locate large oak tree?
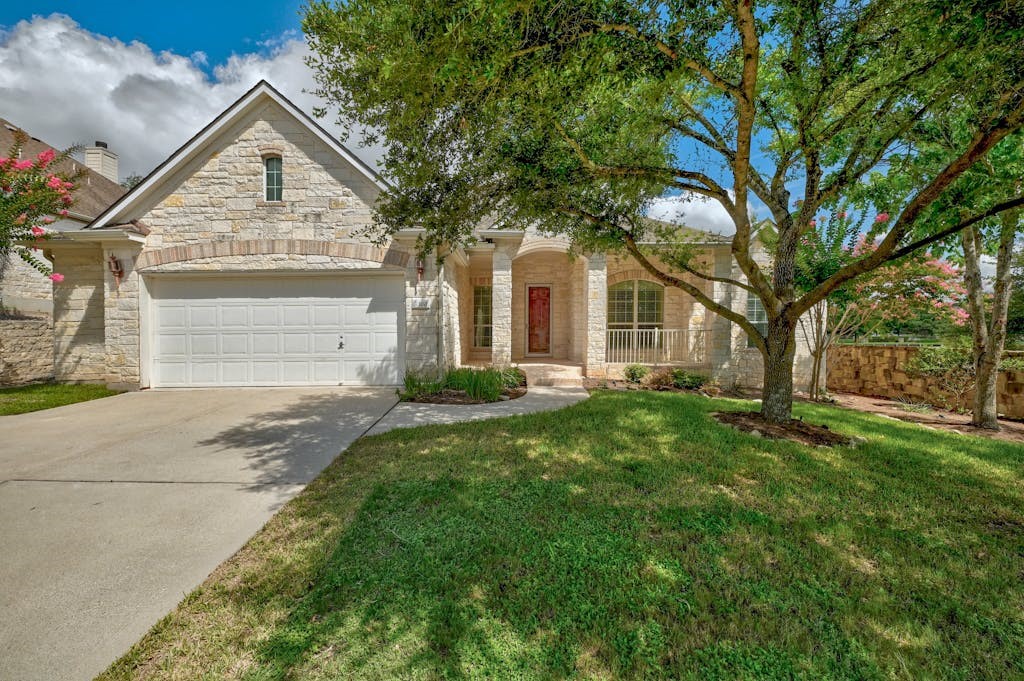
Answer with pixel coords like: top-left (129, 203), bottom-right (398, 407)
top-left (304, 0), bottom-right (1024, 423)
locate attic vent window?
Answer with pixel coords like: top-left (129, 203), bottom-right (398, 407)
top-left (264, 156), bottom-right (283, 202)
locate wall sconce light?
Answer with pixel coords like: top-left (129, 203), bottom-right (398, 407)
top-left (107, 254), bottom-right (124, 286)
top-left (415, 258), bottom-right (425, 282)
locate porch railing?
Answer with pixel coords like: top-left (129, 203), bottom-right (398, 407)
top-left (605, 328), bottom-right (708, 366)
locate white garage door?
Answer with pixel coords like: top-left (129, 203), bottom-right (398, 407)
top-left (148, 276), bottom-right (404, 387)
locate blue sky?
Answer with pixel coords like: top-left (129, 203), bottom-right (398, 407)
top-left (2, 1), bottom-right (306, 73)
top-left (0, 4), bottom-right (742, 234)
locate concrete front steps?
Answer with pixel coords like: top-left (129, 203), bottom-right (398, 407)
top-left (518, 362), bottom-right (584, 388)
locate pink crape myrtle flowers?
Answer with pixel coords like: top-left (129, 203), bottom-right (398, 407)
top-left (1, 140), bottom-right (75, 281)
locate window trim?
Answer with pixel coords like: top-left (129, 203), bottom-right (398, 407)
top-left (607, 279), bottom-right (664, 331)
top-left (263, 155), bottom-right (283, 202)
top-left (472, 284), bottom-right (493, 349)
top-left (746, 295), bottom-right (769, 348)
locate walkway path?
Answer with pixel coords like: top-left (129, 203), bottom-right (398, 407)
top-left (367, 385), bottom-right (589, 435)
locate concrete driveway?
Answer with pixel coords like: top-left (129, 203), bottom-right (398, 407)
top-left (0, 387), bottom-right (397, 681)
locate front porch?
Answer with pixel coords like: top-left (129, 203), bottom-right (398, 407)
top-left (447, 232), bottom-right (713, 377)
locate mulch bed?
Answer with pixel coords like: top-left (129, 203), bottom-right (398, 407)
top-left (582, 378), bottom-right (721, 397)
top-left (714, 411), bottom-right (857, 448)
top-left (404, 386), bottom-right (527, 405)
top-left (829, 391), bottom-right (1024, 444)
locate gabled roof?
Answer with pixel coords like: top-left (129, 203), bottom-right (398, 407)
top-left (0, 118), bottom-right (127, 220)
top-left (87, 80), bottom-right (387, 230)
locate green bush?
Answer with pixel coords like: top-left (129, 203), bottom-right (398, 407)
top-left (624, 364), bottom-right (650, 383)
top-left (998, 355), bottom-right (1024, 372)
top-left (444, 367), bottom-right (505, 402)
top-left (671, 369), bottom-right (707, 390)
top-left (905, 345), bottom-right (975, 413)
top-left (400, 371), bottom-right (444, 400)
top-left (499, 366), bottom-right (527, 390)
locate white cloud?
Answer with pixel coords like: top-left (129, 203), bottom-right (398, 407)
top-left (646, 193), bottom-right (744, 236)
top-left (0, 14), bottom-right (383, 181)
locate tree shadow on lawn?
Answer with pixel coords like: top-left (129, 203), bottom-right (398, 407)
top-left (110, 391), bottom-right (1024, 680)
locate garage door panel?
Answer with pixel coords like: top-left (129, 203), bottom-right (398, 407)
top-left (374, 332), bottom-right (400, 354)
top-left (312, 333), bottom-right (338, 354)
top-left (189, 361), bottom-right (219, 384)
top-left (281, 333), bottom-right (308, 354)
top-left (283, 305), bottom-right (309, 327)
top-left (150, 276), bottom-right (404, 387)
top-left (221, 361), bottom-right (249, 383)
top-left (190, 334), bottom-right (218, 355)
top-left (158, 306), bottom-right (186, 329)
top-left (313, 361), bottom-right (341, 382)
top-left (282, 362), bottom-right (310, 383)
top-left (220, 334), bottom-right (249, 355)
top-left (189, 306), bottom-right (218, 328)
top-left (158, 334), bottom-right (187, 356)
top-left (344, 331), bottom-right (372, 354)
top-left (157, 362), bottom-right (187, 385)
top-left (251, 306), bottom-right (280, 327)
top-left (221, 306), bottom-right (248, 327)
top-left (313, 305), bottom-right (341, 327)
top-left (252, 361), bottom-right (279, 383)
top-left (250, 333), bottom-right (278, 354)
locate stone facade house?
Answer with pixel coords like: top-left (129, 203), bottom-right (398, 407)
top-left (46, 81), bottom-right (816, 390)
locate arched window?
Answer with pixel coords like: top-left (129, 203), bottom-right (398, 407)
top-left (607, 280), bottom-right (664, 330)
top-left (264, 156), bottom-right (283, 201)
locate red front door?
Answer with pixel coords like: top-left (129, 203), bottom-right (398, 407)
top-left (527, 286), bottom-right (551, 354)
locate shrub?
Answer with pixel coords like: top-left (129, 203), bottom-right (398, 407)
top-left (499, 366), bottom-right (527, 390)
top-left (671, 369), bottom-right (707, 390)
top-left (904, 345), bottom-right (975, 413)
top-left (999, 355), bottom-right (1024, 372)
top-left (444, 367), bottom-right (504, 402)
top-left (400, 371), bottom-right (444, 400)
top-left (624, 364), bottom-right (649, 383)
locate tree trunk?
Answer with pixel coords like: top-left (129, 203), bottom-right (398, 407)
top-left (760, 316), bottom-right (797, 423)
top-left (974, 352), bottom-right (1000, 428)
top-left (963, 211), bottom-right (1019, 429)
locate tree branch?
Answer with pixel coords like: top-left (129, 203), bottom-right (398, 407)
top-left (794, 95), bottom-right (1024, 315)
top-left (623, 234), bottom-right (766, 351)
top-left (882, 194), bottom-right (1024, 263)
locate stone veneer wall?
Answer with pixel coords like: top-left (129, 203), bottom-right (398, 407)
top-left (1, 255), bottom-right (52, 316)
top-left (404, 255), bottom-right (441, 373)
top-left (491, 242), bottom-right (515, 365)
top-left (104, 246), bottom-right (143, 388)
top-left (827, 344), bottom-right (1024, 418)
top-left (439, 256), bottom-right (468, 370)
top-left (0, 317), bottom-right (54, 385)
top-left (51, 244), bottom-right (107, 382)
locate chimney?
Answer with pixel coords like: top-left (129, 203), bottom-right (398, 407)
top-left (84, 141), bottom-right (119, 183)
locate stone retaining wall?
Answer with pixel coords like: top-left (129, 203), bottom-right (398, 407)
top-left (0, 317), bottom-right (54, 385)
top-left (827, 344), bottom-right (1024, 418)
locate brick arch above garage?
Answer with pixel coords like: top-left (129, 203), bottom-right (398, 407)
top-left (135, 239), bottom-right (410, 271)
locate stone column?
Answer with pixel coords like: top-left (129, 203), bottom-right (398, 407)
top-left (103, 245), bottom-right (143, 389)
top-left (583, 253), bottom-right (607, 375)
top-left (491, 242), bottom-right (514, 366)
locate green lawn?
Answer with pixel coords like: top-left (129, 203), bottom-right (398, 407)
top-left (101, 391), bottom-right (1023, 680)
top-left (0, 382), bottom-right (119, 415)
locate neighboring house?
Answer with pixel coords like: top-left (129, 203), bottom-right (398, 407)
top-left (46, 81), bottom-right (816, 390)
top-left (0, 118), bottom-right (126, 316)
